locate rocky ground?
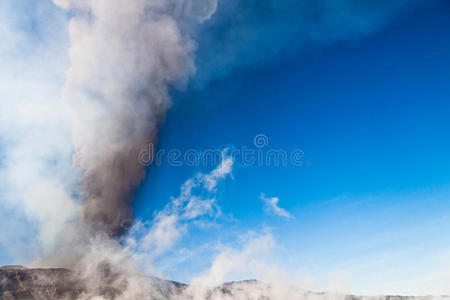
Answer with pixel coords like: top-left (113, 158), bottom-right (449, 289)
top-left (0, 265), bottom-right (187, 300)
top-left (0, 266), bottom-right (82, 299)
top-left (0, 266), bottom-right (446, 300)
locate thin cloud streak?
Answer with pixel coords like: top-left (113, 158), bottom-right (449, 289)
top-left (261, 194), bottom-right (294, 219)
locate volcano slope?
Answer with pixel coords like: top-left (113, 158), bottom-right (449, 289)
top-left (0, 266), bottom-right (446, 300)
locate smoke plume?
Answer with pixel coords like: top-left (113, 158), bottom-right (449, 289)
top-left (54, 0), bottom-right (216, 236)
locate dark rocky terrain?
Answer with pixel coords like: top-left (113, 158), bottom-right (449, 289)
top-left (0, 266), bottom-right (82, 299)
top-left (0, 265), bottom-right (184, 299)
top-left (0, 266), bottom-right (446, 300)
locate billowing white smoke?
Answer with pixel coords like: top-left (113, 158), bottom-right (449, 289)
top-left (53, 0), bottom-right (216, 237)
top-left (0, 0), bottom-right (79, 261)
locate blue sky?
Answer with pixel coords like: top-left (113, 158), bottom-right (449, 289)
top-left (1, 0), bottom-right (450, 296)
top-left (133, 1), bottom-right (450, 293)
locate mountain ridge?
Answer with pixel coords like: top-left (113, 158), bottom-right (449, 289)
top-left (0, 266), bottom-right (446, 300)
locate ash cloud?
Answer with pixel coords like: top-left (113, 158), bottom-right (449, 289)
top-left (54, 0), bottom-right (216, 237)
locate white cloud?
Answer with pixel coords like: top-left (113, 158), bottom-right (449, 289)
top-left (180, 232), bottom-right (320, 300)
top-left (138, 214), bottom-right (183, 257)
top-left (189, 232), bottom-right (276, 287)
top-left (127, 152), bottom-right (233, 261)
top-left (202, 153), bottom-right (234, 192)
top-left (260, 193), bottom-right (293, 219)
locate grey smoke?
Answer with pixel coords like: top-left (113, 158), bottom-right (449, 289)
top-left (54, 0), bottom-right (216, 236)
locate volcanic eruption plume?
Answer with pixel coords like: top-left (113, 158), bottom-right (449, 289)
top-left (55, 0), bottom-right (217, 237)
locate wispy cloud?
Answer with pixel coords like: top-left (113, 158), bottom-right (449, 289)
top-left (194, 0), bottom-right (426, 84)
top-left (261, 193), bottom-right (293, 219)
top-left (127, 151), bottom-right (234, 262)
